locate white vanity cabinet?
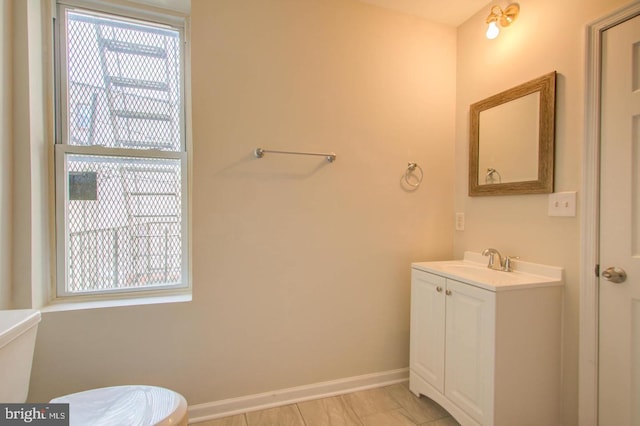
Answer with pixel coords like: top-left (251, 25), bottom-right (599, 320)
top-left (409, 254), bottom-right (563, 426)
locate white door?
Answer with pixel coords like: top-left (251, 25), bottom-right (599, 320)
top-left (410, 270), bottom-right (446, 391)
top-left (599, 13), bottom-right (640, 425)
top-left (444, 279), bottom-right (494, 426)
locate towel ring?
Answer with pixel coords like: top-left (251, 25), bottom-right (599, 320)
top-left (405, 162), bottom-right (423, 188)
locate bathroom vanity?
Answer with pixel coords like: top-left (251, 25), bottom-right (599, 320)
top-left (409, 252), bottom-right (563, 426)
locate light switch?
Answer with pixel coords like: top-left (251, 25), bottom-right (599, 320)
top-left (548, 191), bottom-right (577, 217)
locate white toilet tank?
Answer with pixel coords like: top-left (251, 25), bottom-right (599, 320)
top-left (0, 309), bottom-right (41, 403)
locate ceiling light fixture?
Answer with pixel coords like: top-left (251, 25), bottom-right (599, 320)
top-left (485, 3), bottom-right (519, 39)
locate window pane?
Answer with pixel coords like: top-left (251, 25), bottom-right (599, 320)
top-left (66, 11), bottom-right (182, 151)
top-left (65, 154), bottom-right (183, 293)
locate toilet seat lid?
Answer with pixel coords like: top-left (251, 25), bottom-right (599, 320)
top-left (50, 385), bottom-right (187, 426)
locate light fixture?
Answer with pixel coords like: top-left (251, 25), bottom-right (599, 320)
top-left (485, 3), bottom-right (519, 39)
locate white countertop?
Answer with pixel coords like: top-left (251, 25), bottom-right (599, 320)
top-left (412, 252), bottom-right (564, 292)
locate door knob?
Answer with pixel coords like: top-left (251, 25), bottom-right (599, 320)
top-left (601, 266), bottom-right (627, 283)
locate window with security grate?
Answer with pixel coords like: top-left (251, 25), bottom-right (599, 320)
top-left (55, 4), bottom-right (188, 297)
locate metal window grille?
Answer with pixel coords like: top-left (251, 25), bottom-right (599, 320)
top-left (57, 6), bottom-right (187, 296)
top-left (65, 11), bottom-right (182, 151)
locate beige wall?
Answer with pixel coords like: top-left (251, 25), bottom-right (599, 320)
top-left (454, 0), bottom-right (631, 425)
top-left (29, 0), bottom-right (456, 405)
top-left (0, 0), bottom-right (12, 309)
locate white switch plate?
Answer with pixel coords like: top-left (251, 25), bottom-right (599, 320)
top-left (455, 212), bottom-right (465, 231)
top-left (548, 191), bottom-right (577, 217)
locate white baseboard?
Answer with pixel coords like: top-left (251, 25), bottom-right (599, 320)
top-left (188, 367), bottom-right (409, 423)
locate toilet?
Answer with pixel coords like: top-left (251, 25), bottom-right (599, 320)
top-left (0, 309), bottom-right (187, 426)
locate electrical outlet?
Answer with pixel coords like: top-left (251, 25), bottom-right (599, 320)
top-left (455, 212), bottom-right (465, 231)
top-left (548, 191), bottom-right (577, 217)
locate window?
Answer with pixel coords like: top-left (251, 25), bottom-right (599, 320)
top-left (55, 3), bottom-right (188, 298)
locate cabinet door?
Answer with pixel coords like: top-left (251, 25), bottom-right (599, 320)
top-left (410, 269), bottom-right (446, 392)
top-left (444, 279), bottom-right (495, 425)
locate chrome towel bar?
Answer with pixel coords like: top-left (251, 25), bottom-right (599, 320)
top-left (254, 148), bottom-right (336, 163)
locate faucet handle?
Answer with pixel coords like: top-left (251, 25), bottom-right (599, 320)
top-left (503, 256), bottom-right (520, 272)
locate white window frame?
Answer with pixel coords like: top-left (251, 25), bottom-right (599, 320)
top-left (53, 0), bottom-right (190, 300)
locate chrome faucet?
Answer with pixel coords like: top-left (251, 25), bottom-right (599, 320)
top-left (481, 248), bottom-right (518, 272)
top-left (482, 248), bottom-right (503, 270)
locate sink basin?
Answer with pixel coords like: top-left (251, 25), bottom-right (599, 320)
top-left (438, 263), bottom-right (527, 285)
top-left (412, 252), bottom-right (563, 291)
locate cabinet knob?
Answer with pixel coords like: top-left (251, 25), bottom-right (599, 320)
top-left (445, 289), bottom-right (452, 296)
top-left (436, 286), bottom-right (443, 292)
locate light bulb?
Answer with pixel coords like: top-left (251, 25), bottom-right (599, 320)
top-left (486, 21), bottom-right (499, 39)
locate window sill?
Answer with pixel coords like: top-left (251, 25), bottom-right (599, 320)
top-left (41, 292), bottom-right (191, 313)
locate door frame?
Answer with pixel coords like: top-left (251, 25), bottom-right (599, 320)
top-left (581, 2), bottom-right (640, 425)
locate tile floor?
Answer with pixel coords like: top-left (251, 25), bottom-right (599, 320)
top-left (193, 382), bottom-right (460, 426)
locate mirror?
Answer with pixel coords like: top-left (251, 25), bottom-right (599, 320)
top-left (469, 71), bottom-right (556, 196)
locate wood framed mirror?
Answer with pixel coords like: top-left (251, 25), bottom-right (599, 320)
top-left (469, 71), bottom-right (556, 196)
